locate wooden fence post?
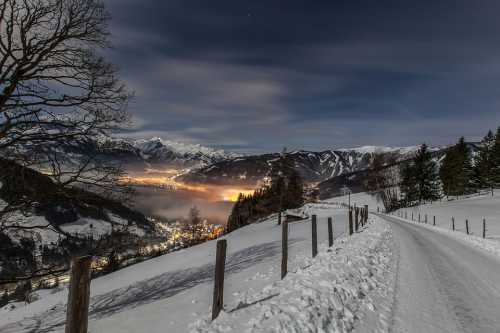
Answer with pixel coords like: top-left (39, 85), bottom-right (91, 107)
top-left (281, 218), bottom-right (288, 279)
top-left (465, 219), bottom-right (469, 235)
top-left (483, 219), bottom-right (486, 238)
top-left (418, 213), bottom-right (421, 223)
top-left (452, 217), bottom-right (455, 231)
top-left (425, 214), bottom-right (427, 224)
top-left (412, 212), bottom-right (414, 221)
top-left (364, 205), bottom-right (369, 224)
top-left (355, 207), bottom-right (359, 232)
top-left (348, 209), bottom-right (353, 236)
top-left (433, 216), bottom-right (436, 226)
top-left (312, 215), bottom-right (318, 257)
top-left (212, 239), bottom-right (227, 320)
top-left (65, 256), bottom-right (92, 333)
top-left (327, 217), bottom-right (333, 247)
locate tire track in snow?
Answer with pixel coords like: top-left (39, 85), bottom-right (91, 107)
top-left (381, 214), bottom-right (500, 333)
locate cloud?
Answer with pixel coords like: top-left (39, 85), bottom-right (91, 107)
top-left (105, 0), bottom-right (500, 152)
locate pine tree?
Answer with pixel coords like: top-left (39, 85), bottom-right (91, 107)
top-left (413, 143), bottom-right (441, 202)
top-left (0, 290), bottom-right (8, 308)
top-left (400, 144), bottom-right (440, 205)
top-left (285, 168), bottom-right (304, 209)
top-left (227, 194), bottom-right (243, 232)
top-left (491, 127), bottom-right (500, 188)
top-left (267, 149), bottom-right (303, 210)
top-left (364, 154), bottom-right (387, 192)
top-left (440, 137), bottom-right (473, 196)
top-left (473, 130), bottom-right (495, 193)
top-left (226, 150), bottom-right (304, 232)
top-left (439, 148), bottom-right (455, 197)
top-left (400, 162), bottom-right (417, 204)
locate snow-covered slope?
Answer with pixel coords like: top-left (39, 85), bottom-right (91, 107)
top-left (3, 193), bottom-right (500, 332)
top-left (132, 137), bottom-right (239, 166)
top-left (0, 202), bottom-right (395, 333)
top-left (0, 158), bottom-right (153, 284)
top-left (325, 192), bottom-right (385, 210)
top-left (393, 190), bottom-right (500, 242)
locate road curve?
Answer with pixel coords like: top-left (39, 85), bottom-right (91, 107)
top-left (378, 214), bottom-right (500, 333)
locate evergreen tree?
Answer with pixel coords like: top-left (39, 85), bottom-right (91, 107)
top-left (364, 154), bottom-right (387, 192)
top-left (0, 290), bottom-right (8, 308)
top-left (267, 149), bottom-right (304, 210)
top-left (440, 137), bottom-right (473, 196)
top-left (285, 168), bottom-right (304, 208)
top-left (473, 130), bottom-right (495, 193)
top-left (400, 162), bottom-right (417, 204)
top-left (227, 194), bottom-right (244, 232)
top-left (413, 143), bottom-right (441, 202)
top-left (226, 150), bottom-right (304, 232)
top-left (491, 127), bottom-right (500, 188)
top-left (400, 144), bottom-right (440, 205)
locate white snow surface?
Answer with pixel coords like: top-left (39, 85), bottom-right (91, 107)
top-left (378, 213), bottom-right (500, 332)
top-left (325, 192), bottom-right (384, 210)
top-left (192, 217), bottom-right (394, 333)
top-left (337, 145), bottom-right (419, 155)
top-left (3, 191), bottom-right (500, 332)
top-left (0, 203), bottom-right (396, 333)
top-left (394, 190), bottom-right (500, 243)
top-left (336, 145), bottom-right (447, 155)
top-left (133, 137), bottom-right (239, 160)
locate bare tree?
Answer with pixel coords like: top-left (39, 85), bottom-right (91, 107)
top-left (188, 206), bottom-right (201, 243)
top-left (0, 0), bottom-right (134, 293)
top-left (0, 0), bottom-right (132, 215)
top-left (0, 0), bottom-right (130, 147)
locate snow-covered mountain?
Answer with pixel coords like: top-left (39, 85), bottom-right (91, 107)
top-left (133, 137), bottom-right (238, 166)
top-left (180, 146), bottom-right (430, 186)
top-left (88, 137), bottom-right (240, 169)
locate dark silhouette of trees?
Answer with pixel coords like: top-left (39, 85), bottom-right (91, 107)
top-left (400, 144), bottom-right (440, 205)
top-left (440, 137), bottom-right (473, 197)
top-left (473, 130), bottom-right (496, 194)
top-left (188, 206), bottom-right (201, 243)
top-left (227, 151), bottom-right (304, 232)
top-left (491, 127), bottom-right (500, 189)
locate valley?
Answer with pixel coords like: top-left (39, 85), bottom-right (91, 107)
top-left (97, 138), bottom-right (439, 223)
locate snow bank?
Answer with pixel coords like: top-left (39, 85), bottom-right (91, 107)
top-left (191, 217), bottom-right (395, 333)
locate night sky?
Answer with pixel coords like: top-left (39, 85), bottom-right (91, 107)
top-left (106, 0), bottom-right (500, 153)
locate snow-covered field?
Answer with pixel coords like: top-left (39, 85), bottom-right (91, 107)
top-left (394, 190), bottom-right (500, 241)
top-left (0, 202), bottom-right (395, 333)
top-left (324, 192), bottom-right (385, 212)
top-left (329, 189), bottom-right (500, 242)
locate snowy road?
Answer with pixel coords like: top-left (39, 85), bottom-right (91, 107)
top-left (380, 214), bottom-right (500, 333)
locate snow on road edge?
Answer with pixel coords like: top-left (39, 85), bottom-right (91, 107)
top-left (383, 214), bottom-right (500, 258)
top-left (191, 217), bottom-right (396, 333)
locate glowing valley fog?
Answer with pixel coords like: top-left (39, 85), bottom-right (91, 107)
top-left (122, 167), bottom-right (257, 224)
